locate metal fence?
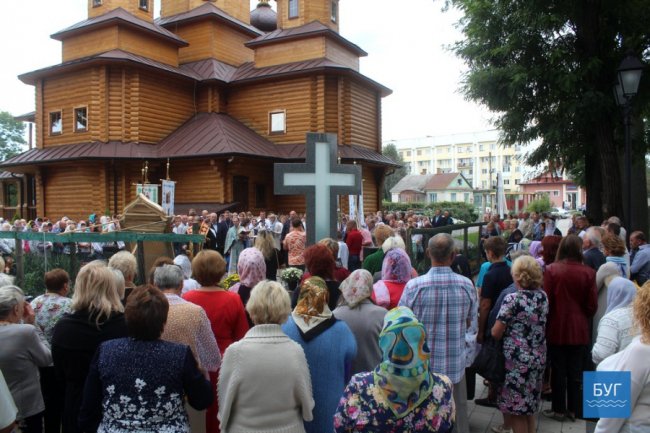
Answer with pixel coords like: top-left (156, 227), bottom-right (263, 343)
top-left (405, 222), bottom-right (487, 276)
top-left (0, 231), bottom-right (205, 295)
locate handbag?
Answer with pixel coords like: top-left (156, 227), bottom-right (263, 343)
top-left (470, 337), bottom-right (505, 384)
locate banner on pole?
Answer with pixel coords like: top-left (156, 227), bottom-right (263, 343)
top-left (136, 184), bottom-right (159, 204)
top-left (161, 180), bottom-right (175, 216)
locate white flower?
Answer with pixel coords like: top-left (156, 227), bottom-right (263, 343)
top-left (119, 395), bottom-right (131, 404)
top-left (154, 386), bottom-right (166, 397)
top-left (134, 378), bottom-right (146, 391)
top-left (106, 385), bottom-right (115, 395)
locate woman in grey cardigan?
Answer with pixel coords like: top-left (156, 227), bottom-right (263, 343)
top-left (0, 285), bottom-right (52, 433)
top-left (333, 269), bottom-right (387, 374)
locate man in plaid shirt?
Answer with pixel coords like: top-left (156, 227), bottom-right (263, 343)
top-left (399, 233), bottom-right (477, 433)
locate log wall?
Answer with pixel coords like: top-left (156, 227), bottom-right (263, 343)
top-left (42, 163), bottom-right (106, 220)
top-left (276, 0), bottom-right (338, 32)
top-left (325, 40), bottom-right (359, 71)
top-left (88, 0), bottom-right (154, 21)
top-left (196, 84), bottom-right (225, 113)
top-left (254, 37), bottom-right (325, 68)
top-left (347, 80), bottom-right (379, 150)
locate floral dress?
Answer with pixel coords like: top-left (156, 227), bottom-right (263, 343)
top-left (496, 289), bottom-right (549, 415)
top-left (31, 293), bottom-right (73, 344)
top-left (333, 372), bottom-right (455, 432)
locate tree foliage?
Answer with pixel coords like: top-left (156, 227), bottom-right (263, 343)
top-left (0, 111), bottom-right (26, 161)
top-left (449, 0), bottom-right (650, 229)
top-left (381, 143), bottom-right (408, 200)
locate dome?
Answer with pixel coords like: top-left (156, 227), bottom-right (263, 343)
top-left (250, 1), bottom-right (277, 32)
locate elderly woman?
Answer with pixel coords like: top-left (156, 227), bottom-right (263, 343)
top-left (293, 244), bottom-right (341, 310)
top-left (594, 281), bottom-right (650, 433)
top-left (156, 265), bottom-right (221, 375)
top-left (174, 254), bottom-right (200, 294)
top-left (492, 256), bottom-right (549, 433)
top-left (108, 250), bottom-right (138, 300)
top-left (372, 248), bottom-right (413, 309)
top-left (219, 281), bottom-right (314, 432)
top-left (543, 235), bottom-right (597, 422)
top-left (0, 285), bottom-right (52, 433)
top-left (540, 235), bottom-right (561, 270)
top-left (79, 286), bottom-right (213, 432)
top-left (282, 277), bottom-right (357, 433)
top-left (591, 277), bottom-right (639, 365)
top-left (183, 249), bottom-right (248, 433)
top-left (528, 241), bottom-right (544, 269)
top-left (51, 262), bottom-right (127, 433)
top-left (333, 270), bottom-right (387, 374)
top-left (594, 233), bottom-right (630, 334)
top-left (334, 307), bottom-right (455, 432)
top-left (319, 237), bottom-right (350, 282)
top-left (230, 248), bottom-right (267, 327)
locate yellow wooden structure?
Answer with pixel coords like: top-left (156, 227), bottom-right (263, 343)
top-left (1, 0), bottom-right (396, 221)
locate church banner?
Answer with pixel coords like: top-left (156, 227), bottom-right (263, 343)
top-left (161, 180), bottom-right (175, 216)
top-left (136, 184), bottom-right (159, 204)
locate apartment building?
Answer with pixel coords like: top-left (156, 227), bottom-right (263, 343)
top-left (385, 130), bottom-right (527, 193)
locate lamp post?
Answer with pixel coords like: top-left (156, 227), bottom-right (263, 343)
top-left (614, 51), bottom-right (644, 232)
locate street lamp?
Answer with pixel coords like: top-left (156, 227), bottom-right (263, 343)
top-left (614, 51), bottom-right (644, 232)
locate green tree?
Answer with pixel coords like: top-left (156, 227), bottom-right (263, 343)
top-left (0, 111), bottom-right (26, 161)
top-left (381, 143), bottom-right (408, 200)
top-left (449, 0), bottom-right (650, 231)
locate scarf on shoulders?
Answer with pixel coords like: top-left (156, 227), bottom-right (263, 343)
top-left (606, 255), bottom-right (628, 278)
top-left (292, 276), bottom-right (336, 341)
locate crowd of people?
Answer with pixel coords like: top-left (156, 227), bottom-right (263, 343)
top-left (0, 207), bottom-right (649, 433)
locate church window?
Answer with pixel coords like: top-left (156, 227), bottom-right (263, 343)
top-left (4, 183), bottom-right (18, 208)
top-left (50, 111), bottom-right (62, 135)
top-left (331, 0), bottom-right (338, 22)
top-left (289, 0), bottom-right (299, 18)
top-left (93, 0), bottom-right (102, 6)
top-left (74, 107), bottom-right (88, 132)
top-left (269, 110), bottom-right (286, 134)
top-left (139, 0), bottom-right (149, 11)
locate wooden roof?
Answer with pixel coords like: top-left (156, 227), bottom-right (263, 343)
top-left (0, 112), bottom-right (398, 169)
top-left (245, 21), bottom-right (368, 57)
top-left (157, 2), bottom-right (261, 37)
top-left (51, 7), bottom-right (188, 47)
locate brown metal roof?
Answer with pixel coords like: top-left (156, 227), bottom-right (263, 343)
top-left (0, 112), bottom-right (398, 170)
top-left (280, 143), bottom-right (400, 168)
top-left (19, 49), bottom-right (201, 85)
top-left (52, 8), bottom-right (187, 46)
top-left (156, 3), bottom-right (261, 37)
top-left (0, 142), bottom-right (158, 168)
top-left (229, 59), bottom-right (392, 96)
top-left (246, 21), bottom-right (367, 57)
top-left (14, 112), bottom-right (35, 122)
top-left (157, 112), bottom-right (284, 160)
top-left (180, 58), bottom-right (238, 82)
top-left (424, 173), bottom-right (466, 190)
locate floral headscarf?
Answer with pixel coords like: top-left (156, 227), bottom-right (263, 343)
top-left (236, 248), bottom-right (266, 288)
top-left (339, 269), bottom-right (373, 308)
top-left (605, 276), bottom-right (637, 314)
top-left (374, 307), bottom-right (433, 418)
top-left (381, 249), bottom-right (412, 283)
top-left (292, 277), bottom-right (335, 338)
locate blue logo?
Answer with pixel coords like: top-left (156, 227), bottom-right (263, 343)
top-left (583, 371), bottom-right (631, 418)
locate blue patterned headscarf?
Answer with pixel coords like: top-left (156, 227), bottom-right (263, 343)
top-left (373, 307), bottom-right (433, 418)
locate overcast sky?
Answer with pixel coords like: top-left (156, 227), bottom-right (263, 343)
top-left (0, 0), bottom-right (494, 142)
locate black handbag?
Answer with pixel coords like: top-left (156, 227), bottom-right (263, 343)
top-left (471, 337), bottom-right (506, 384)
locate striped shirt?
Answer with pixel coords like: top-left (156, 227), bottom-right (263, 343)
top-left (399, 266), bottom-right (477, 383)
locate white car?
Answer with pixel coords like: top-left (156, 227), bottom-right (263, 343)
top-left (551, 207), bottom-right (570, 219)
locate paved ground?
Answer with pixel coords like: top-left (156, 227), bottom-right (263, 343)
top-left (468, 380), bottom-right (597, 433)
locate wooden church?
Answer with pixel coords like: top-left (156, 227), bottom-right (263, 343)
top-left (0, 0), bottom-right (396, 221)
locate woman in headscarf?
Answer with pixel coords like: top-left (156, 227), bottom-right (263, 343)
top-left (528, 241), bottom-right (544, 269)
top-left (591, 277), bottom-right (639, 365)
top-left (230, 248), bottom-right (267, 328)
top-left (333, 307), bottom-right (455, 433)
top-left (293, 244), bottom-right (341, 310)
top-left (333, 270), bottom-right (387, 374)
top-left (594, 233), bottom-right (631, 338)
top-left (372, 248), bottom-right (413, 309)
top-left (282, 277), bottom-right (357, 433)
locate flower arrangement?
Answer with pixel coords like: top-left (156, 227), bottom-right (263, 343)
top-left (221, 273), bottom-right (240, 289)
top-left (280, 267), bottom-right (303, 284)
